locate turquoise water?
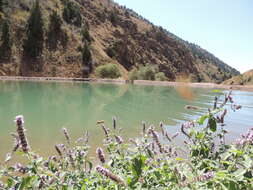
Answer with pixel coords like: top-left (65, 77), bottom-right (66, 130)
top-left (0, 81), bottom-right (252, 160)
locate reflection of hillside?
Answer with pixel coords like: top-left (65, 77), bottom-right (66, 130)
top-left (0, 81), bottom-right (218, 159)
top-left (102, 85), bottom-right (214, 130)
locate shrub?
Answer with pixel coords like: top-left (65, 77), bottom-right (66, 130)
top-left (106, 45), bottom-right (117, 58)
top-left (128, 66), bottom-right (158, 81)
top-left (138, 66), bottom-right (156, 80)
top-left (109, 11), bottom-right (117, 26)
top-left (95, 64), bottom-right (121, 79)
top-left (155, 72), bottom-right (167, 81)
top-left (129, 68), bottom-right (139, 81)
top-left (62, 0), bottom-right (82, 27)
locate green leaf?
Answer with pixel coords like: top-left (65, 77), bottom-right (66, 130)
top-left (175, 157), bottom-right (184, 161)
top-left (131, 155), bottom-right (146, 179)
top-left (18, 176), bottom-right (32, 190)
top-left (7, 178), bottom-right (14, 188)
top-left (196, 132), bottom-right (205, 139)
top-left (197, 115), bottom-right (209, 125)
top-left (85, 160), bottom-right (93, 172)
top-left (233, 169), bottom-right (246, 181)
top-left (208, 117), bottom-right (217, 132)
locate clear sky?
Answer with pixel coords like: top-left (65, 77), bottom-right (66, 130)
top-left (114, 0), bottom-right (253, 73)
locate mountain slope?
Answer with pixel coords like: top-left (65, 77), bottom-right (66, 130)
top-left (223, 69), bottom-right (253, 85)
top-left (0, 0), bottom-right (239, 82)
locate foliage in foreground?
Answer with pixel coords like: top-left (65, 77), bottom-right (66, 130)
top-left (0, 92), bottom-right (252, 190)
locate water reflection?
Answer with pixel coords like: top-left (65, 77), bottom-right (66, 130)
top-left (0, 81), bottom-right (252, 160)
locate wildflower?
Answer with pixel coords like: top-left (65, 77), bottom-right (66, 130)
top-left (112, 116), bottom-right (117, 130)
top-left (181, 124), bottom-right (191, 140)
top-left (68, 151), bottom-right (75, 169)
top-left (55, 144), bottom-right (62, 157)
top-left (115, 135), bottom-right (123, 144)
top-left (171, 132), bottom-right (179, 139)
top-left (13, 163), bottom-right (28, 174)
top-left (5, 153), bottom-right (11, 163)
top-left (49, 155), bottom-right (57, 162)
top-left (235, 138), bottom-right (246, 146)
top-left (220, 109), bottom-right (227, 124)
top-left (101, 124), bottom-right (110, 139)
top-left (96, 147), bottom-right (105, 164)
top-left (14, 115), bottom-right (29, 153)
top-left (165, 132), bottom-right (172, 142)
top-left (39, 176), bottom-right (47, 189)
top-left (199, 171), bottom-right (215, 181)
top-left (213, 96), bottom-right (218, 109)
top-left (0, 182), bottom-right (4, 188)
top-left (11, 133), bottom-right (20, 153)
top-left (58, 144), bottom-right (66, 152)
top-left (228, 95), bottom-right (233, 103)
top-left (84, 130), bottom-right (89, 143)
top-left (235, 128), bottom-right (253, 146)
top-left (180, 171), bottom-right (215, 187)
top-left (96, 165), bottom-right (125, 186)
top-left (235, 105), bottom-right (242, 110)
top-left (78, 150), bottom-right (86, 157)
top-left (62, 128), bottom-right (70, 144)
top-left (48, 178), bottom-right (55, 185)
top-left (129, 138), bottom-right (138, 146)
top-left (232, 104), bottom-right (242, 111)
top-left (142, 121), bottom-right (146, 134)
top-left (159, 122), bottom-right (165, 136)
top-left (148, 127), bottom-right (164, 153)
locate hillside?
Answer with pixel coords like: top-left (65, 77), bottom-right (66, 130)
top-left (0, 0), bottom-right (239, 82)
top-left (223, 69), bottom-right (253, 85)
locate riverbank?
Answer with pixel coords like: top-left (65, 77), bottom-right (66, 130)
top-left (1, 76), bottom-right (253, 91)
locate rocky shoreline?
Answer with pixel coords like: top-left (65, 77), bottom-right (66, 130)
top-left (0, 76), bottom-right (253, 91)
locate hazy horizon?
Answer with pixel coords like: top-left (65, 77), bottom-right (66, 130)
top-left (114, 0), bottom-right (253, 73)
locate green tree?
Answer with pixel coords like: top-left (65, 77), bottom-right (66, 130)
top-left (81, 27), bottom-right (91, 44)
top-left (82, 44), bottom-right (92, 77)
top-left (47, 11), bottom-right (63, 50)
top-left (0, 19), bottom-right (12, 61)
top-left (0, 0), bottom-right (3, 12)
top-left (23, 0), bottom-right (44, 59)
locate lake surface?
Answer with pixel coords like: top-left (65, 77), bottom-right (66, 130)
top-left (0, 81), bottom-right (252, 160)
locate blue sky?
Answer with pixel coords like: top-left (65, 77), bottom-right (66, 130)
top-left (114, 0), bottom-right (253, 73)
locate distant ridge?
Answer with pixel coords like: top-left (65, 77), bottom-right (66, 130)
top-left (0, 0), bottom-right (239, 83)
top-left (223, 69), bottom-right (253, 85)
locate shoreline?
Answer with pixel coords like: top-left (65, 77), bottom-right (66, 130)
top-left (0, 76), bottom-right (253, 92)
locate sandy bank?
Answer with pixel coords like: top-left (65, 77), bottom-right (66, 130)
top-left (0, 76), bottom-right (253, 92)
top-left (0, 76), bottom-right (126, 84)
top-left (133, 80), bottom-right (253, 92)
